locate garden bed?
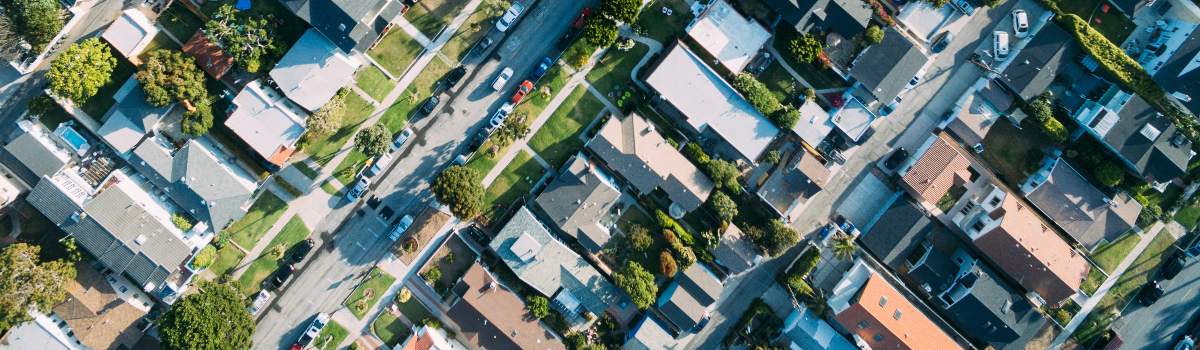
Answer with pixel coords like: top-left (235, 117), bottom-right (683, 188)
top-left (344, 268), bottom-right (397, 319)
top-left (396, 208), bottom-right (453, 264)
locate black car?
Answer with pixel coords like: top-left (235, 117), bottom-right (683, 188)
top-left (931, 32), bottom-right (954, 53)
top-left (444, 66), bottom-right (467, 88)
top-left (884, 148), bottom-right (909, 169)
top-left (1137, 280), bottom-right (1165, 305)
top-left (420, 95), bottom-right (441, 115)
top-left (1161, 250), bottom-right (1188, 280)
top-left (464, 131), bottom-right (487, 154)
top-left (289, 239), bottom-right (314, 263)
top-left (268, 264), bottom-right (295, 290)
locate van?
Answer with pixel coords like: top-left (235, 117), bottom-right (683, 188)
top-left (993, 31), bottom-right (1010, 61)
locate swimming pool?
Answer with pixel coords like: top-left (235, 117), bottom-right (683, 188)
top-left (55, 125), bottom-right (90, 156)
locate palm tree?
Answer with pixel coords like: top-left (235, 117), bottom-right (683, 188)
top-left (831, 233), bottom-right (856, 260)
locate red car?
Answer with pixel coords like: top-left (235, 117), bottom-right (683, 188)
top-left (572, 8), bottom-right (592, 29)
top-left (511, 80), bottom-right (534, 103)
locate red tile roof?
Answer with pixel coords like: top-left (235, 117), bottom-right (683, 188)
top-left (902, 134), bottom-right (973, 204)
top-left (834, 273), bottom-right (963, 350)
top-left (182, 31), bottom-right (233, 79)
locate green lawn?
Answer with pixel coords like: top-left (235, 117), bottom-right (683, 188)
top-left (158, 2), bottom-right (204, 42)
top-left (1073, 230), bottom-right (1178, 343)
top-left (771, 30), bottom-right (849, 90)
top-left (265, 216), bottom-right (312, 254)
top-left (315, 320), bottom-right (349, 350)
top-left (34, 94), bottom-right (72, 130)
top-left (465, 150), bottom-right (500, 178)
top-left (372, 312), bottom-right (413, 345)
top-left (1175, 203), bottom-right (1200, 229)
top-left (529, 86), bottom-right (605, 169)
top-left (225, 192), bottom-right (288, 249)
top-left (483, 151), bottom-right (546, 219)
top-left (759, 61), bottom-right (802, 103)
top-left (207, 244), bottom-right (246, 278)
top-left (139, 33), bottom-right (181, 59)
top-left (321, 180), bottom-right (341, 195)
top-left (442, 0), bottom-right (504, 61)
top-left (395, 296), bottom-right (433, 325)
top-left (235, 216), bottom-right (310, 295)
top-left (377, 57), bottom-right (452, 134)
top-left (511, 65), bottom-right (569, 120)
top-left (303, 92), bottom-right (375, 166)
top-left (404, 0), bottom-right (470, 38)
top-left (79, 50), bottom-right (135, 120)
top-left (236, 256), bottom-right (279, 295)
top-left (332, 150), bottom-right (369, 187)
top-left (636, 0), bottom-right (694, 44)
top-left (370, 30), bottom-right (425, 77)
top-left (1080, 233), bottom-right (1141, 294)
top-left (586, 43), bottom-right (650, 97)
top-left (345, 268), bottom-right (397, 319)
top-left (356, 66), bottom-right (395, 101)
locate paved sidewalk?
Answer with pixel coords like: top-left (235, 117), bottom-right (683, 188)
top-left (229, 188), bottom-right (335, 279)
top-left (479, 70), bottom-right (590, 186)
top-left (1050, 222), bottom-right (1166, 348)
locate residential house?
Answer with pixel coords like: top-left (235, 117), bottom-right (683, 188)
top-left (394, 325), bottom-right (458, 350)
top-left (899, 133), bottom-right (976, 206)
top-left (827, 260), bottom-right (964, 350)
top-left (279, 0), bottom-right (402, 54)
top-left (269, 29), bottom-right (361, 112)
top-left (756, 150), bottom-right (830, 221)
top-left (182, 32), bottom-right (234, 80)
top-left (995, 23), bottom-right (1079, 103)
top-left (792, 100), bottom-right (836, 148)
top-left (710, 223), bottom-right (761, 277)
top-left (226, 81), bottom-right (308, 168)
top-left (533, 155), bottom-right (622, 255)
top-left (1153, 23), bottom-right (1200, 117)
top-left (1074, 92), bottom-right (1194, 185)
top-left (849, 27), bottom-right (929, 108)
top-left (1, 263), bottom-right (153, 350)
top-left (1022, 157), bottom-right (1142, 250)
top-left (655, 264), bottom-right (724, 334)
top-left (862, 200), bottom-right (1047, 349)
top-left (490, 207), bottom-right (636, 325)
top-left (586, 113), bottom-right (714, 217)
top-left (129, 137), bottom-right (257, 233)
top-left (101, 8), bottom-right (158, 60)
top-left (96, 77), bottom-right (172, 154)
top-left (780, 306), bottom-right (857, 350)
top-left (446, 263), bottom-right (565, 350)
top-left (686, 0), bottom-right (772, 73)
top-left (944, 91), bottom-right (1003, 152)
top-left (624, 314), bottom-right (680, 350)
top-left (4, 120), bottom-right (73, 179)
top-left (645, 44), bottom-right (781, 163)
top-left (763, 0), bottom-right (872, 38)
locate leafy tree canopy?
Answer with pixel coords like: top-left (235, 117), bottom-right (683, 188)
top-left (159, 282), bottom-right (253, 350)
top-left (204, 4), bottom-right (277, 73)
top-left (47, 38), bottom-right (115, 103)
top-left (600, 0), bottom-right (641, 22)
top-left (431, 165), bottom-right (485, 219)
top-left (354, 124), bottom-right (391, 159)
top-left (0, 243), bottom-right (75, 333)
top-left (613, 261), bottom-right (657, 309)
top-left (0, 0), bottom-right (64, 52)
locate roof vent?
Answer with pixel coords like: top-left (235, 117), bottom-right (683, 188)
top-left (134, 234), bottom-right (147, 245)
top-left (1140, 124), bottom-right (1162, 140)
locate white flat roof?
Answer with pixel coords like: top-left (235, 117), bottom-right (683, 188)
top-left (793, 100), bottom-right (835, 146)
top-left (687, 0), bottom-right (771, 72)
top-left (102, 9), bottom-right (158, 58)
top-left (831, 98), bottom-right (877, 142)
top-left (270, 29), bottom-right (360, 111)
top-left (646, 45), bottom-right (780, 160)
top-left (226, 81), bottom-right (307, 162)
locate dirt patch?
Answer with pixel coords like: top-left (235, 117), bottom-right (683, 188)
top-left (395, 207), bottom-right (451, 264)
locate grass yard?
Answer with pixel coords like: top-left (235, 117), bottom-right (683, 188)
top-left (1057, 0), bottom-right (1136, 44)
top-left (512, 65), bottom-right (570, 120)
top-left (483, 151), bottom-right (546, 219)
top-left (771, 30), bottom-right (849, 90)
top-left (79, 50), bottom-right (135, 120)
top-left (345, 268), bottom-right (397, 319)
top-left (442, 0), bottom-right (505, 61)
top-left (586, 44), bottom-right (650, 97)
top-left (206, 244), bottom-right (246, 278)
top-left (371, 312), bottom-right (413, 345)
top-left (1073, 230), bottom-right (1178, 343)
top-left (377, 58), bottom-right (452, 134)
top-left (139, 33), bottom-right (181, 59)
top-left (225, 192), bottom-right (288, 249)
top-left (315, 319), bottom-right (349, 350)
top-left (636, 0), bottom-right (694, 44)
top-left (332, 150), bottom-right (369, 187)
top-left (1175, 202), bottom-right (1200, 229)
top-left (356, 66), bottom-right (395, 101)
top-left (404, 0), bottom-right (470, 38)
top-left (321, 180), bottom-right (340, 195)
top-left (235, 216), bottom-right (310, 295)
top-left (464, 150), bottom-right (500, 178)
top-left (34, 94), bottom-right (72, 130)
top-left (236, 256), bottom-right (279, 295)
top-left (158, 3), bottom-right (204, 42)
top-left (302, 91), bottom-right (375, 166)
top-left (982, 118), bottom-right (1051, 187)
top-left (294, 162), bottom-right (320, 179)
top-left (395, 295), bottom-right (434, 325)
top-left (529, 85), bottom-right (605, 169)
top-left (1080, 233), bottom-right (1141, 294)
top-left (759, 61), bottom-right (802, 104)
top-left (370, 30), bottom-right (425, 77)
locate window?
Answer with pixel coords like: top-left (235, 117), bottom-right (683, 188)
top-left (858, 321), bottom-right (870, 329)
top-left (893, 310), bottom-right (903, 320)
top-left (971, 221), bottom-right (986, 232)
top-left (989, 196), bottom-right (1001, 206)
top-left (878, 296), bottom-right (888, 307)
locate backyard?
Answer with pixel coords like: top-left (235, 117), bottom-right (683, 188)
top-left (982, 118), bottom-right (1053, 187)
top-left (345, 268), bottom-right (398, 319)
top-left (419, 234), bottom-right (475, 298)
top-left (771, 29), bottom-right (850, 90)
top-left (528, 86), bottom-right (607, 169)
top-left (79, 49), bottom-right (135, 120)
top-left (1073, 230), bottom-right (1178, 344)
top-left (483, 151), bottom-right (547, 220)
top-left (404, 0), bottom-right (471, 38)
top-left (235, 216), bottom-right (311, 295)
top-left (198, 0), bottom-right (307, 72)
top-left (369, 30), bottom-right (426, 77)
top-left (635, 0), bottom-right (694, 43)
top-left (157, 2), bottom-right (204, 42)
top-left (225, 192), bottom-right (288, 249)
top-left (1056, 0), bottom-right (1136, 44)
top-left (371, 312), bottom-right (413, 345)
top-left (302, 91), bottom-right (375, 166)
top-left (758, 61), bottom-right (804, 104)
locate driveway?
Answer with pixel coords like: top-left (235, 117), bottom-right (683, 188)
top-left (249, 0), bottom-right (591, 348)
top-left (1112, 247), bottom-right (1200, 350)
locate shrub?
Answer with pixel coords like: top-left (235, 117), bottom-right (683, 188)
top-left (659, 251), bottom-right (677, 277)
top-left (708, 191), bottom-right (738, 224)
top-left (171, 213), bottom-right (194, 232)
top-left (191, 245), bottom-right (217, 269)
top-left (655, 210), bottom-right (694, 245)
top-left (628, 224), bottom-right (653, 252)
top-left (765, 150), bottom-right (782, 165)
top-left (731, 73), bottom-right (783, 116)
top-left (1095, 162), bottom-right (1125, 188)
top-left (599, 0), bottom-right (640, 22)
top-left (613, 262), bottom-right (657, 309)
top-left (526, 295), bottom-right (550, 319)
top-left (683, 143), bottom-right (712, 166)
top-left (864, 25), bottom-right (884, 45)
top-left (762, 220), bottom-right (800, 257)
top-left (792, 246), bottom-right (821, 278)
top-left (705, 158), bottom-right (742, 192)
top-left (784, 274), bottom-right (814, 299)
top-left (788, 33), bottom-right (823, 64)
top-left (564, 41), bottom-right (595, 68)
top-left (421, 266), bottom-right (442, 283)
top-left (773, 107), bottom-right (801, 129)
top-left (583, 16), bottom-right (618, 47)
top-left (1041, 117), bottom-right (1068, 143)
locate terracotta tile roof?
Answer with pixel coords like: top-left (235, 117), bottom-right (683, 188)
top-left (52, 263), bottom-right (146, 350)
top-left (902, 134), bottom-right (973, 204)
top-left (182, 32), bottom-right (233, 80)
top-left (447, 263), bottom-right (565, 350)
top-left (977, 195), bottom-right (1089, 304)
top-left (834, 273), bottom-right (962, 350)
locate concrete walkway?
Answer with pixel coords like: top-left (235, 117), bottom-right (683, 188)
top-left (479, 70), bottom-right (591, 186)
top-left (1050, 222), bottom-right (1166, 348)
top-left (620, 28), bottom-right (663, 91)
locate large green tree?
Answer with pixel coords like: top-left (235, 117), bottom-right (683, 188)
top-left (583, 17), bottom-right (618, 47)
top-left (204, 4), bottom-right (276, 73)
top-left (1, 0), bottom-right (64, 52)
top-left (354, 124), bottom-right (391, 159)
top-left (789, 33), bottom-right (824, 64)
top-left (0, 243), bottom-right (75, 332)
top-left (0, 13), bottom-right (25, 61)
top-left (431, 165), bottom-right (485, 219)
top-left (159, 282), bottom-right (253, 350)
top-left (613, 261), bottom-right (657, 309)
top-left (138, 49), bottom-right (213, 135)
top-left (705, 158), bottom-right (742, 193)
top-left (47, 38), bottom-right (116, 103)
top-left (600, 0), bottom-right (641, 22)
top-left (708, 191), bottom-right (738, 224)
top-left (307, 89), bottom-right (348, 139)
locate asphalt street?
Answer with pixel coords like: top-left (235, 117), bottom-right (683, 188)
top-left (249, 1), bottom-right (591, 348)
top-left (1113, 245), bottom-right (1200, 349)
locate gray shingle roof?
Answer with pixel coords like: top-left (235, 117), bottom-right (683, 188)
top-left (1026, 158), bottom-right (1141, 250)
top-left (677, 264), bottom-right (722, 306)
top-left (5, 132), bottom-right (68, 178)
top-left (533, 156), bottom-right (621, 254)
top-left (658, 282), bottom-right (707, 332)
top-left (129, 139), bottom-right (254, 230)
top-left (850, 27), bottom-right (929, 104)
top-left (587, 114), bottom-right (713, 213)
top-left (1105, 95), bottom-right (1192, 182)
top-left (280, 0), bottom-right (401, 53)
top-left (998, 24), bottom-right (1077, 101)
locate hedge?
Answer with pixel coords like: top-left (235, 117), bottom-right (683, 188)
top-left (655, 209), bottom-right (694, 245)
top-left (730, 73), bottom-right (799, 129)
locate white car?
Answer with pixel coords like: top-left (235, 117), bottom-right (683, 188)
top-left (391, 127), bottom-right (414, 151)
top-left (247, 290), bottom-right (271, 316)
top-left (486, 102), bottom-right (516, 131)
top-left (495, 3), bottom-right (526, 32)
top-left (904, 67), bottom-right (927, 91)
top-left (388, 215), bottom-right (415, 241)
top-left (346, 177), bottom-right (370, 201)
top-left (993, 31), bottom-right (1010, 61)
top-left (364, 153), bottom-right (394, 178)
top-left (293, 313), bottom-right (330, 349)
top-left (1012, 10), bottom-right (1030, 38)
top-left (492, 67), bottom-right (513, 90)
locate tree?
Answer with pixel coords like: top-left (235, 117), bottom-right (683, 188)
top-left (706, 159), bottom-right (742, 193)
top-left (160, 282), bottom-right (252, 350)
top-left (47, 38), bottom-right (115, 103)
top-left (191, 246), bottom-right (217, 270)
top-left (307, 89), bottom-right (348, 139)
top-left (773, 107), bottom-right (801, 129)
top-left (1095, 162), bottom-right (1125, 188)
top-left (613, 261), bottom-right (657, 309)
top-left (204, 4), bottom-right (276, 73)
top-left (765, 150), bottom-right (782, 165)
top-left (660, 250), bottom-right (678, 277)
top-left (628, 224), bottom-right (653, 252)
top-left (526, 295), bottom-right (550, 319)
top-left (0, 14), bottom-right (25, 62)
top-left (831, 232), bottom-right (856, 260)
top-left (181, 98), bottom-right (214, 136)
top-left (0, 243), bottom-right (75, 332)
top-left (864, 25), bottom-right (885, 45)
top-left (1028, 94), bottom-right (1054, 121)
top-left (764, 220), bottom-right (799, 257)
top-left (137, 50), bottom-right (208, 106)
top-left (354, 124), bottom-right (391, 159)
top-left (600, 0), bottom-right (641, 22)
top-left (923, 0), bottom-right (951, 7)
top-left (583, 17), bottom-right (618, 47)
top-left (431, 165), bottom-right (485, 219)
top-left (709, 191), bottom-right (738, 224)
top-left (731, 73), bottom-right (783, 115)
top-left (2, 0), bottom-right (64, 52)
top-left (788, 33), bottom-right (823, 64)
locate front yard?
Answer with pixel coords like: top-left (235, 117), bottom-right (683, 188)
top-left (371, 312), bottom-right (413, 345)
top-left (302, 91), bottom-right (375, 166)
top-left (356, 65), bottom-right (395, 101)
top-left (528, 85), bottom-right (606, 169)
top-left (1073, 230), bottom-right (1178, 344)
top-left (404, 0), bottom-right (471, 38)
top-left (315, 319), bottom-right (349, 350)
top-left (369, 30), bottom-right (426, 77)
top-left (344, 268), bottom-right (397, 319)
top-left (206, 244), bottom-right (246, 279)
top-left (235, 215), bottom-right (311, 295)
top-left (635, 0), bottom-right (694, 43)
top-left (419, 234), bottom-right (475, 297)
top-left (225, 192), bottom-right (288, 249)
top-left (483, 151), bottom-right (546, 221)
top-left (586, 43), bottom-right (649, 98)
top-left (441, 0), bottom-right (504, 61)
top-left (1080, 232), bottom-right (1141, 294)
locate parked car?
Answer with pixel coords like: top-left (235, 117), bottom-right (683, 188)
top-left (365, 153), bottom-right (395, 178)
top-left (931, 31), bottom-right (953, 53)
top-left (268, 264), bottom-right (295, 290)
top-left (346, 177), bottom-right (370, 201)
top-left (993, 31), bottom-right (1010, 61)
top-left (1160, 249), bottom-right (1188, 280)
top-left (248, 290), bottom-right (272, 316)
top-left (531, 57), bottom-right (553, 81)
top-left (495, 2), bottom-right (526, 32)
top-left (486, 103), bottom-right (516, 131)
top-left (511, 80), bottom-right (534, 103)
top-left (391, 127), bottom-right (415, 151)
top-left (884, 148), bottom-right (909, 169)
top-left (388, 215), bottom-right (415, 241)
top-left (1136, 280), bottom-right (1165, 305)
top-left (419, 95), bottom-right (442, 116)
top-left (571, 7), bottom-right (592, 29)
top-left (1012, 10), bottom-right (1030, 38)
top-left (492, 67), bottom-right (513, 90)
top-left (444, 66), bottom-right (467, 88)
top-left (464, 131), bottom-right (487, 154)
top-left (291, 313), bottom-right (330, 350)
top-left (904, 67), bottom-right (926, 91)
top-left (289, 239), bottom-right (315, 263)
